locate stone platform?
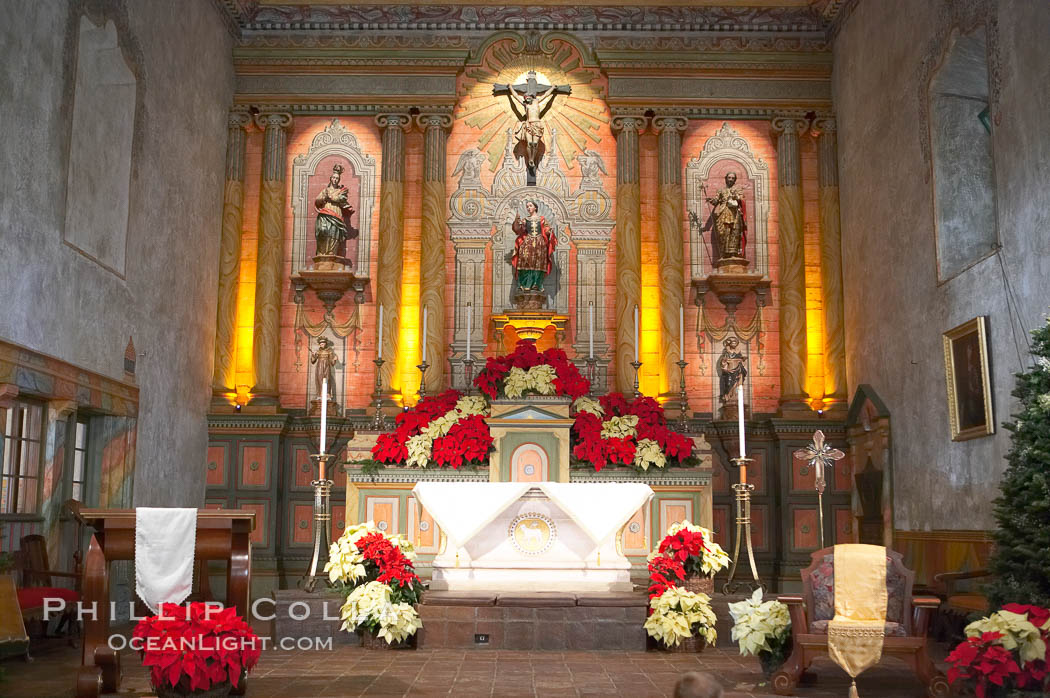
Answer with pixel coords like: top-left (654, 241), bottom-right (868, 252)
top-left (417, 591), bottom-right (648, 650)
top-left (271, 588), bottom-right (359, 645)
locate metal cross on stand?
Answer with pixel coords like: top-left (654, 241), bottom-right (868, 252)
top-left (794, 430), bottom-right (846, 549)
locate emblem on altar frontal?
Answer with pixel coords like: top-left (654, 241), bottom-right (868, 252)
top-left (508, 513), bottom-right (556, 555)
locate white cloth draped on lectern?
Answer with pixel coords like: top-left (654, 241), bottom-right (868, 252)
top-left (539, 483), bottom-right (652, 544)
top-left (135, 507), bottom-right (197, 613)
top-left (412, 483), bottom-right (532, 549)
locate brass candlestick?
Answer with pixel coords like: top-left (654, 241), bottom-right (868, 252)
top-left (416, 360), bottom-right (429, 401)
top-left (676, 359), bottom-right (690, 431)
top-left (585, 357), bottom-right (598, 395)
top-left (723, 456), bottom-right (761, 594)
top-left (631, 360), bottom-right (642, 398)
top-left (463, 356), bottom-right (476, 394)
top-left (371, 357), bottom-right (386, 431)
top-left (299, 453), bottom-right (334, 592)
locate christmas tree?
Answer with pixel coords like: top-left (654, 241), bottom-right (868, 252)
top-left (986, 316), bottom-right (1050, 608)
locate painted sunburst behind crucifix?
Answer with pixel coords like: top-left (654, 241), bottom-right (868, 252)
top-left (456, 37), bottom-right (608, 171)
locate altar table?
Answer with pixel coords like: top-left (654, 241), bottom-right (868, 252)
top-left (74, 508), bottom-right (255, 698)
top-left (414, 482), bottom-right (653, 592)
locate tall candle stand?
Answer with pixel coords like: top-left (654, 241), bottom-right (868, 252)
top-left (675, 359), bottom-right (690, 431)
top-left (299, 452), bottom-right (334, 592)
top-left (585, 357), bottom-right (598, 395)
top-left (631, 360), bottom-right (642, 398)
top-left (416, 360), bottom-right (430, 401)
top-left (723, 456), bottom-right (761, 594)
top-left (463, 356), bottom-right (476, 395)
top-left (371, 357), bottom-right (386, 430)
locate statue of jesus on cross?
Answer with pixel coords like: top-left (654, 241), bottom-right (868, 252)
top-left (493, 71), bottom-right (572, 175)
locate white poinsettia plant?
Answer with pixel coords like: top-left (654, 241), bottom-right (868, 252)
top-left (340, 581), bottom-right (423, 644)
top-left (405, 395), bottom-right (489, 467)
top-left (324, 521), bottom-right (416, 586)
top-left (651, 520), bottom-right (731, 576)
top-left (503, 364), bottom-right (558, 398)
top-left (644, 587), bottom-right (718, 648)
top-left (728, 587), bottom-right (792, 661)
top-left (966, 610), bottom-right (1047, 664)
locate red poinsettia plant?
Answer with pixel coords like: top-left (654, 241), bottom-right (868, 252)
top-left (571, 393), bottom-right (694, 472)
top-left (132, 602), bottom-right (261, 693)
top-left (371, 389), bottom-right (493, 469)
top-left (355, 531), bottom-right (422, 595)
top-left (946, 603), bottom-right (1050, 697)
top-left (647, 555), bottom-right (687, 601)
top-left (474, 340), bottom-right (589, 400)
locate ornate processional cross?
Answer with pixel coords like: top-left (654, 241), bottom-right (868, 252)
top-left (794, 430), bottom-right (846, 549)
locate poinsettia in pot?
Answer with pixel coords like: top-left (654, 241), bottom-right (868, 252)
top-left (132, 602), bottom-right (261, 698)
top-left (728, 588), bottom-right (792, 679)
top-left (474, 340), bottom-right (589, 400)
top-left (371, 390), bottom-right (493, 470)
top-left (644, 586), bottom-right (718, 653)
top-left (324, 522), bottom-right (425, 648)
top-left (946, 604), bottom-right (1050, 698)
top-left (649, 520), bottom-right (729, 596)
top-left (570, 393), bottom-right (694, 472)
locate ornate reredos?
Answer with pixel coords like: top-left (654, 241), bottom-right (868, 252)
top-left (457, 32), bottom-right (608, 171)
top-left (685, 122), bottom-right (771, 277)
top-left (291, 119), bottom-right (377, 275)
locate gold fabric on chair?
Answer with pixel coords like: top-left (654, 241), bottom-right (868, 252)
top-left (827, 544), bottom-right (887, 698)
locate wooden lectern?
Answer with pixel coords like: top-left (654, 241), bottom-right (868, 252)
top-left (74, 508), bottom-right (255, 698)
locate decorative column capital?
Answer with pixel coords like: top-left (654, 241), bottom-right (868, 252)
top-left (812, 116), bottom-right (837, 136)
top-left (253, 112), bottom-right (293, 132)
top-left (611, 114), bottom-right (647, 135)
top-left (651, 115), bottom-right (688, 135)
top-left (771, 115), bottom-right (808, 137)
top-left (415, 113), bottom-right (453, 132)
top-left (228, 111), bottom-right (252, 131)
top-left (375, 113), bottom-right (411, 131)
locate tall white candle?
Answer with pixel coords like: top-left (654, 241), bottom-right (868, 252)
top-left (737, 384), bottom-right (746, 458)
top-left (320, 378), bottom-right (328, 455)
top-left (377, 304), bottom-right (384, 360)
top-left (588, 301), bottom-right (594, 359)
top-left (679, 304), bottom-right (685, 362)
top-left (466, 303), bottom-right (472, 359)
top-left (634, 305), bottom-right (640, 363)
top-left (421, 305), bottom-right (428, 362)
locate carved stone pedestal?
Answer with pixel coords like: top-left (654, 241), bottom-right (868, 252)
top-left (693, 272), bottom-right (770, 315)
top-left (291, 268), bottom-right (368, 310)
top-left (491, 310), bottom-right (569, 344)
top-left (308, 396), bottom-right (341, 417)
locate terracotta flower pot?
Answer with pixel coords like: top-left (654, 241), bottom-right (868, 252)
top-left (154, 680), bottom-right (232, 698)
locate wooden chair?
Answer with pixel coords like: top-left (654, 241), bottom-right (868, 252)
top-left (772, 546), bottom-right (949, 697)
top-left (16, 533), bottom-right (82, 645)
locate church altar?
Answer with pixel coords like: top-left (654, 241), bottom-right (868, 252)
top-left (414, 482), bottom-right (653, 592)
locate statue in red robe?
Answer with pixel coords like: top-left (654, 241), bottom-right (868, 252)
top-left (510, 200), bottom-right (557, 294)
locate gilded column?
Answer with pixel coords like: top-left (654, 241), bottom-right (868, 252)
top-left (212, 111), bottom-right (251, 398)
top-left (771, 116), bottom-right (809, 412)
top-left (417, 113), bottom-right (452, 394)
top-left (814, 117), bottom-right (848, 411)
top-left (250, 112), bottom-right (292, 402)
top-left (374, 114), bottom-right (410, 391)
top-left (653, 115), bottom-right (687, 395)
top-left (612, 115), bottom-right (645, 394)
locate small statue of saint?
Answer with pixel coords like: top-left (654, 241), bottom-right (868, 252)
top-left (510, 200), bottom-right (557, 302)
top-left (717, 336), bottom-right (748, 405)
top-left (314, 164), bottom-right (355, 259)
top-left (310, 336), bottom-right (338, 402)
top-left (702, 171), bottom-right (748, 263)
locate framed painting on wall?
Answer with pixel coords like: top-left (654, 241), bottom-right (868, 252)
top-left (942, 316), bottom-right (994, 441)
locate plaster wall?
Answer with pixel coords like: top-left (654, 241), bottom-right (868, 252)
top-left (834, 0), bottom-right (1050, 531)
top-left (0, 0), bottom-right (235, 506)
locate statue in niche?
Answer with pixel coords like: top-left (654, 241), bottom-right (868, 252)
top-left (510, 200), bottom-right (557, 309)
top-left (313, 163), bottom-right (355, 262)
top-left (493, 71), bottom-right (572, 174)
top-left (693, 171), bottom-right (748, 267)
top-left (717, 336), bottom-right (748, 405)
top-left (310, 336), bottom-right (338, 402)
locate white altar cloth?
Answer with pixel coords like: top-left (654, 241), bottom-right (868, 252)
top-left (413, 482), bottom-right (654, 592)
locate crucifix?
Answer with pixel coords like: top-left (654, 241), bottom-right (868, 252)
top-left (493, 71), bottom-right (571, 184)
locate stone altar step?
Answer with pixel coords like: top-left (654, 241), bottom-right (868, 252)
top-left (271, 588), bottom-right (359, 646)
top-left (418, 590), bottom-right (648, 651)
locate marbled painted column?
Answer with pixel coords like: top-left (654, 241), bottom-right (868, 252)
top-left (653, 116), bottom-right (687, 393)
top-left (212, 112), bottom-right (251, 397)
top-left (772, 116), bottom-right (809, 412)
top-left (417, 113), bottom-right (452, 394)
top-left (374, 114), bottom-right (410, 391)
top-left (815, 117), bottom-right (848, 410)
top-left (612, 115), bottom-right (645, 394)
top-left (250, 112), bottom-right (292, 402)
